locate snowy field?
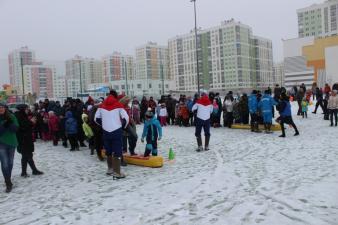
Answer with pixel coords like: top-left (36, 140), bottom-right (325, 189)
top-left (1, 103), bottom-right (338, 225)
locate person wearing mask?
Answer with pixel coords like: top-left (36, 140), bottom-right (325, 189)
top-left (15, 104), bottom-right (44, 177)
top-left (0, 103), bottom-right (18, 193)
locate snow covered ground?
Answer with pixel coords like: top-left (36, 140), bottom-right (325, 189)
top-left (1, 103), bottom-right (338, 225)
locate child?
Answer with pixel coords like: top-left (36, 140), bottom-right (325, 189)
top-left (48, 111), bottom-right (59, 146)
top-left (141, 111), bottom-right (162, 157)
top-left (159, 103), bottom-right (168, 126)
top-left (65, 111), bottom-right (79, 151)
top-left (82, 113), bottom-right (94, 155)
top-left (301, 97), bottom-right (309, 118)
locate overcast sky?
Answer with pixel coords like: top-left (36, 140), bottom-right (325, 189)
top-left (0, 0), bottom-right (321, 85)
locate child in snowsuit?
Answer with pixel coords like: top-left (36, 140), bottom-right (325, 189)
top-left (141, 111), bottom-right (162, 157)
top-left (82, 113), bottom-right (94, 155)
top-left (159, 103), bottom-right (168, 126)
top-left (48, 111), bottom-right (60, 146)
top-left (65, 111), bottom-right (79, 151)
top-left (301, 97), bottom-right (309, 118)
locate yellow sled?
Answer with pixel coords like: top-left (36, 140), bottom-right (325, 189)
top-left (231, 123), bottom-right (282, 131)
top-left (123, 154), bottom-right (164, 168)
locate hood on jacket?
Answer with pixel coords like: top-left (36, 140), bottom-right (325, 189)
top-left (100, 95), bottom-right (124, 111)
top-left (82, 113), bottom-right (88, 122)
top-left (65, 111), bottom-right (73, 119)
top-left (196, 95), bottom-right (211, 106)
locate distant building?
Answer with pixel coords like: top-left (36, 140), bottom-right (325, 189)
top-left (273, 62), bottom-right (285, 87)
top-left (23, 64), bottom-right (55, 98)
top-left (283, 35), bottom-right (338, 89)
top-left (102, 52), bottom-right (135, 83)
top-left (8, 46), bottom-right (36, 94)
top-left (168, 19), bottom-right (274, 93)
top-left (135, 42), bottom-right (171, 96)
top-left (53, 76), bottom-right (67, 101)
top-left (298, 0), bottom-right (338, 38)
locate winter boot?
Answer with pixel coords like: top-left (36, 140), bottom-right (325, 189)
top-left (112, 157), bottom-right (126, 179)
top-left (254, 123), bottom-right (262, 133)
top-left (196, 136), bottom-right (203, 152)
top-left (204, 135), bottom-right (210, 151)
top-left (121, 155), bottom-right (127, 167)
top-left (5, 178), bottom-right (13, 193)
top-left (106, 155), bottom-right (114, 175)
top-left (21, 159), bottom-right (29, 177)
top-left (266, 124), bottom-right (273, 134)
top-left (28, 159), bottom-right (44, 175)
top-left (250, 123), bottom-right (255, 132)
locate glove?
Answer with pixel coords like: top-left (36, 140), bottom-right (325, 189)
top-left (158, 136), bottom-right (161, 141)
top-left (141, 138), bottom-right (144, 143)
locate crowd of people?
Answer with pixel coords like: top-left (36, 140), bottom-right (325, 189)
top-left (0, 82), bottom-right (337, 193)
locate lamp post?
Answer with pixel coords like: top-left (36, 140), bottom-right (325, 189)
top-left (78, 60), bottom-right (83, 98)
top-left (191, 0), bottom-right (200, 94)
top-left (20, 57), bottom-right (25, 103)
top-left (124, 60), bottom-right (129, 95)
top-left (160, 63), bottom-right (164, 95)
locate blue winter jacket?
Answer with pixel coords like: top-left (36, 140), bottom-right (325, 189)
top-left (187, 99), bottom-right (194, 112)
top-left (248, 94), bottom-right (258, 114)
top-left (258, 94), bottom-right (277, 113)
top-left (65, 111), bottom-right (78, 135)
top-left (142, 117), bottom-right (162, 141)
top-left (280, 101), bottom-right (292, 117)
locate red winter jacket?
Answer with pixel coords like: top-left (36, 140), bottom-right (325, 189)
top-left (48, 114), bottom-right (60, 132)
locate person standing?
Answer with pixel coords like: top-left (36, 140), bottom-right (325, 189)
top-left (248, 90), bottom-right (261, 132)
top-left (328, 90), bottom-right (338, 126)
top-left (15, 104), bottom-right (44, 177)
top-left (0, 103), bottom-right (18, 193)
top-left (277, 93), bottom-right (300, 137)
top-left (192, 92), bottom-right (213, 152)
top-left (258, 90), bottom-right (277, 133)
top-left (95, 95), bottom-right (129, 179)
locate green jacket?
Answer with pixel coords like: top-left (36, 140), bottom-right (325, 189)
top-left (82, 122), bottom-right (94, 138)
top-left (0, 114), bottom-right (19, 147)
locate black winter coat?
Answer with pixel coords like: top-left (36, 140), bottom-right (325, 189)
top-left (15, 111), bottom-right (34, 154)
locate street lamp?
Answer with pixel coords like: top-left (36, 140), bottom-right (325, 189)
top-left (191, 0), bottom-right (200, 94)
top-left (78, 60), bottom-right (83, 97)
top-left (20, 57), bottom-right (25, 103)
top-left (160, 63), bottom-right (164, 95)
top-left (124, 60), bottom-right (129, 95)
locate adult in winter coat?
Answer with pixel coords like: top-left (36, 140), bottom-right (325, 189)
top-left (0, 103), bottom-right (18, 193)
top-left (192, 93), bottom-right (213, 151)
top-left (48, 111), bottom-right (60, 146)
top-left (238, 94), bottom-right (249, 124)
top-left (140, 97), bottom-right (148, 123)
top-left (258, 90), bottom-right (277, 133)
top-left (95, 95), bottom-right (129, 179)
top-left (223, 96), bottom-right (234, 128)
top-left (277, 93), bottom-right (299, 137)
top-left (15, 104), bottom-right (43, 177)
top-left (131, 97), bottom-right (141, 124)
top-left (296, 88), bottom-right (305, 116)
top-left (328, 90), bottom-right (338, 126)
top-left (65, 111), bottom-right (79, 151)
top-left (248, 90), bottom-right (261, 132)
top-left (313, 88), bottom-right (325, 114)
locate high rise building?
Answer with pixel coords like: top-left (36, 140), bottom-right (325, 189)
top-left (65, 55), bottom-right (103, 97)
top-left (298, 0), bottom-right (338, 38)
top-left (168, 19), bottom-right (273, 92)
top-left (23, 64), bottom-right (55, 98)
top-left (273, 62), bottom-right (285, 86)
top-left (53, 75), bottom-right (67, 101)
top-left (8, 46), bottom-right (36, 94)
top-left (102, 52), bottom-right (135, 83)
top-left (135, 42), bottom-right (171, 96)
